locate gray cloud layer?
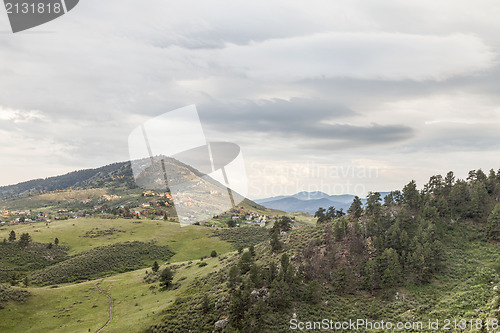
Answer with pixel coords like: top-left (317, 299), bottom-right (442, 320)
top-left (1, 0), bottom-right (500, 194)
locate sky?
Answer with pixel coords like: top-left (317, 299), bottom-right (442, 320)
top-left (1, 0), bottom-right (500, 199)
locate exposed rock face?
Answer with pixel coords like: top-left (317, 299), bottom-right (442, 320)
top-left (250, 287), bottom-right (270, 302)
top-left (215, 318), bottom-right (228, 329)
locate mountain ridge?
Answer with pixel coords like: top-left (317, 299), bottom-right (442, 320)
top-left (255, 191), bottom-right (391, 214)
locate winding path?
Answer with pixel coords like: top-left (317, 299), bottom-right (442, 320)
top-left (94, 280), bottom-right (113, 333)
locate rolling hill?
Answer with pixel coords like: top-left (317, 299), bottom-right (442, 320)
top-left (3, 163), bottom-right (499, 332)
top-left (0, 158), bottom-right (273, 225)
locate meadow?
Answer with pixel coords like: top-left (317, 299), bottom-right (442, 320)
top-left (0, 257), bottom-right (224, 332)
top-left (0, 217), bottom-right (234, 262)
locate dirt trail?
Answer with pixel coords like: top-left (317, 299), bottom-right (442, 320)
top-left (94, 281), bottom-right (113, 333)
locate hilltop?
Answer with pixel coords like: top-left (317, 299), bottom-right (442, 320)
top-left (0, 159), bottom-right (281, 228)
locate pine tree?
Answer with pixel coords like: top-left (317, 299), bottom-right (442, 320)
top-left (314, 207), bottom-right (327, 223)
top-left (229, 288), bottom-right (250, 329)
top-left (18, 233), bottom-right (32, 248)
top-left (159, 267), bottom-right (174, 289)
top-left (248, 245), bottom-right (255, 257)
top-left (348, 196), bottom-right (363, 218)
top-left (228, 265), bottom-right (240, 289)
top-left (270, 230), bottom-right (282, 252)
top-left (280, 253), bottom-right (290, 276)
top-left (305, 280), bottom-right (321, 304)
top-left (364, 259), bottom-right (379, 291)
top-left (8, 230), bottom-right (16, 242)
top-left (239, 251), bottom-right (253, 274)
top-left (201, 294), bottom-right (210, 314)
top-left (268, 279), bottom-right (291, 310)
top-left (152, 261), bottom-right (159, 272)
top-left (403, 180), bottom-right (420, 209)
top-left (268, 262), bottom-right (278, 283)
top-left (380, 248), bottom-right (402, 288)
top-left (487, 203), bottom-right (500, 241)
top-left (366, 192), bottom-right (382, 216)
top-left (249, 264), bottom-right (262, 288)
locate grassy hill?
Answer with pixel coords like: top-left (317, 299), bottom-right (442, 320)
top-left (0, 218), bottom-right (234, 260)
top-left (145, 168), bottom-right (500, 332)
top-left (0, 257), bottom-right (224, 332)
top-left (0, 162), bottom-right (136, 200)
top-left (3, 163), bottom-right (500, 332)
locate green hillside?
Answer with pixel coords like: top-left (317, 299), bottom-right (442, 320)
top-left (2, 167), bottom-right (500, 332)
top-left (148, 168), bottom-right (500, 332)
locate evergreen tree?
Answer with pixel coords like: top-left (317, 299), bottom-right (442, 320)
top-left (201, 294), bottom-right (210, 314)
top-left (18, 233), bottom-right (32, 248)
top-left (326, 206), bottom-right (336, 220)
top-left (280, 253), bottom-right (290, 277)
top-left (54, 238), bottom-right (59, 246)
top-left (277, 216), bottom-right (292, 232)
top-left (380, 248), bottom-right (402, 288)
top-left (333, 219), bottom-right (345, 241)
top-left (228, 265), bottom-right (240, 289)
top-left (364, 259), bottom-right (379, 291)
top-left (270, 230), bottom-right (282, 252)
top-left (333, 262), bottom-right (349, 293)
top-left (10, 272), bottom-right (19, 286)
top-left (392, 190), bottom-right (404, 203)
top-left (444, 171), bottom-right (455, 194)
top-left (403, 180), bottom-right (420, 209)
top-left (152, 261), bottom-right (160, 273)
top-left (348, 196), bottom-right (363, 218)
top-left (229, 288), bottom-right (250, 329)
top-left (268, 262), bottom-right (278, 283)
top-left (159, 267), bottom-right (174, 289)
top-left (304, 280), bottom-right (321, 304)
top-left (8, 230), bottom-right (16, 242)
top-left (383, 193), bottom-right (394, 206)
top-left (239, 251), bottom-right (253, 274)
top-left (249, 264), bottom-right (262, 288)
top-left (211, 250), bottom-right (218, 257)
top-left (366, 192), bottom-right (382, 216)
top-left (268, 279), bottom-right (291, 310)
top-left (314, 207), bottom-right (327, 223)
top-left (424, 175), bottom-right (444, 195)
top-left (487, 203), bottom-right (500, 241)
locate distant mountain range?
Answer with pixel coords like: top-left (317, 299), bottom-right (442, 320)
top-left (254, 191), bottom-right (390, 214)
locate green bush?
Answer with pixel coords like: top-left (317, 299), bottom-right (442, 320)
top-left (31, 241), bottom-right (174, 285)
top-left (212, 226), bottom-right (269, 249)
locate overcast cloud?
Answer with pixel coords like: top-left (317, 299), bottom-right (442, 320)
top-left (1, 0), bottom-right (500, 198)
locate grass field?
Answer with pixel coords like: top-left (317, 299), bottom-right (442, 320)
top-left (0, 257), bottom-right (225, 332)
top-left (0, 218), bottom-right (234, 262)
